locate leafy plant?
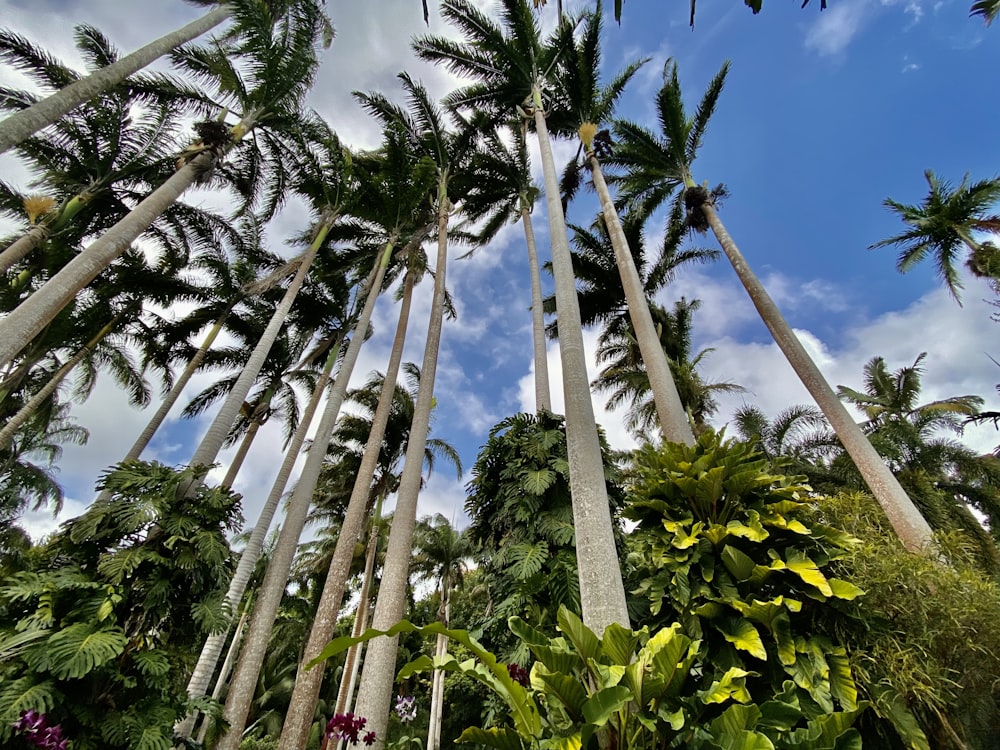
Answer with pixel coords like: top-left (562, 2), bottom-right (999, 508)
top-left (0, 461), bottom-right (241, 750)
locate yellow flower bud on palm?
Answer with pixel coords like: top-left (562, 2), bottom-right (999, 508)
top-left (578, 122), bottom-right (598, 151)
top-left (24, 195), bottom-right (57, 225)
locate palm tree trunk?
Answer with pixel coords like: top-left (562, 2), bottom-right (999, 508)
top-left (349, 190), bottom-right (452, 750)
top-left (216, 243), bottom-right (396, 750)
top-left (186, 213), bottom-right (325, 471)
top-left (195, 605), bottom-right (249, 744)
top-left (0, 224), bottom-right (48, 274)
top-left (174, 340), bottom-right (341, 742)
top-left (121, 308), bottom-right (231, 464)
top-left (696, 198), bottom-right (935, 552)
top-left (0, 306), bottom-right (130, 451)
top-left (531, 94), bottom-right (630, 634)
top-left (278, 262), bottom-right (418, 750)
top-left (333, 503), bottom-right (382, 722)
top-left (426, 580), bottom-right (449, 750)
top-left (520, 204), bottom-right (552, 412)
top-left (220, 416), bottom-right (263, 490)
top-left (587, 154), bottom-right (694, 446)
top-left (0, 6), bottom-right (231, 155)
top-left (0, 112), bottom-right (259, 370)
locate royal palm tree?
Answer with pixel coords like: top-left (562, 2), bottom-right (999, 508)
top-left (411, 514), bottom-right (472, 750)
top-left (0, 1), bottom-right (243, 154)
top-left (0, 0), bottom-right (329, 369)
top-left (870, 170), bottom-right (1000, 302)
top-left (215, 132), bottom-right (435, 749)
top-left (342, 74), bottom-right (477, 750)
top-left (613, 59), bottom-right (935, 553)
top-left (415, 0), bottom-right (630, 634)
top-left (461, 120), bottom-right (552, 411)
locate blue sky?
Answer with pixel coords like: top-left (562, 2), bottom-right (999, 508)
top-left (4, 0), bottom-right (1000, 539)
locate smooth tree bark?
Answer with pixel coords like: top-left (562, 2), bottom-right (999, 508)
top-left (219, 414), bottom-right (264, 489)
top-left (693, 193), bottom-right (935, 552)
top-left (186, 215), bottom-right (325, 471)
top-left (195, 606), bottom-right (249, 745)
top-left (0, 306), bottom-right (131, 451)
top-left (0, 5), bottom-right (231, 155)
top-left (520, 201), bottom-right (552, 412)
top-left (349, 191), bottom-right (452, 750)
top-left (426, 578), bottom-right (451, 750)
top-left (174, 341), bottom-right (341, 741)
top-left (215, 244), bottom-right (395, 750)
top-left (0, 112), bottom-right (259, 370)
top-left (531, 93), bottom-right (630, 634)
top-left (119, 308), bottom-right (230, 465)
top-left (332, 499), bottom-right (382, 734)
top-left (0, 224), bottom-right (48, 274)
top-left (586, 147), bottom-right (694, 446)
top-left (278, 262), bottom-right (418, 750)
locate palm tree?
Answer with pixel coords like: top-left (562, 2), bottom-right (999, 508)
top-left (415, 0), bottom-right (630, 634)
top-left (344, 73), bottom-right (477, 750)
top-left (870, 170), bottom-right (1000, 302)
top-left (0, 2), bottom-right (236, 154)
top-left (461, 121), bottom-right (552, 411)
top-left (971, 0), bottom-right (1000, 24)
top-left (411, 514), bottom-right (472, 750)
top-left (593, 297), bottom-right (744, 437)
top-left (0, 0), bottom-right (328, 369)
top-left (613, 59), bottom-right (935, 553)
top-left (215, 134), bottom-right (436, 749)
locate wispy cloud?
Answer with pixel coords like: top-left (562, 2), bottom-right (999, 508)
top-left (805, 0), bottom-right (870, 56)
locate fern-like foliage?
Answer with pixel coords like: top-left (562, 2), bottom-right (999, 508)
top-left (0, 460), bottom-right (241, 747)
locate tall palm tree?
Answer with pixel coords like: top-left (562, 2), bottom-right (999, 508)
top-left (0, 0), bottom-right (328, 369)
top-left (411, 514), bottom-right (472, 750)
top-left (613, 59), bottom-right (935, 553)
top-left (215, 135), bottom-right (436, 749)
top-left (0, 2), bottom-right (238, 154)
top-left (461, 121), bottom-right (552, 411)
top-left (592, 298), bottom-right (744, 437)
top-left (870, 170), bottom-right (1000, 302)
top-left (344, 73), bottom-right (477, 750)
top-left (415, 0), bottom-right (630, 634)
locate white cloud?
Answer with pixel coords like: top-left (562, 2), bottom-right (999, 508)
top-left (805, 0), bottom-right (869, 56)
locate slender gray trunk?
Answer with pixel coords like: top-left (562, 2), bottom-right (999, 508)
top-left (698, 201), bottom-right (935, 552)
top-left (588, 154), bottom-right (694, 446)
top-left (194, 606), bottom-right (249, 744)
top-left (187, 225), bottom-right (320, 471)
top-left (0, 308), bottom-right (128, 451)
top-left (0, 6), bottom-right (231, 155)
top-left (333, 510), bottom-right (381, 723)
top-left (0, 224), bottom-right (48, 274)
top-left (532, 99), bottom-right (629, 634)
top-left (216, 246), bottom-right (394, 750)
top-left (349, 198), bottom-right (451, 750)
top-left (520, 204), bottom-right (551, 412)
top-left (0, 152), bottom-right (214, 369)
top-left (278, 264), bottom-right (418, 750)
top-left (426, 583), bottom-right (449, 750)
top-left (122, 309), bottom-right (230, 464)
top-left (174, 341), bottom-right (341, 742)
top-left (219, 416), bottom-right (263, 489)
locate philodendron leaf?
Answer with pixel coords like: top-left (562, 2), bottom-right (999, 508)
top-left (47, 623), bottom-right (127, 679)
top-left (717, 616), bottom-right (768, 661)
top-left (828, 578), bottom-right (864, 600)
top-left (602, 623), bottom-right (640, 667)
top-left (537, 671), bottom-right (588, 719)
top-left (557, 607), bottom-right (600, 664)
top-left (581, 685), bottom-right (633, 726)
top-left (827, 651), bottom-right (858, 710)
top-left (522, 468), bottom-right (556, 495)
top-left (721, 545), bottom-right (756, 581)
top-left (458, 726), bottom-right (525, 750)
top-left (770, 550), bottom-right (833, 596)
top-left (700, 667), bottom-right (754, 705)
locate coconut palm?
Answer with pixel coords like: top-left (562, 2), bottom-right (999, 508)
top-left (0, 2), bottom-right (239, 155)
top-left (340, 73), bottom-right (478, 750)
top-left (410, 514), bottom-right (472, 750)
top-left (415, 0), bottom-right (630, 634)
top-left (461, 120), bottom-right (552, 411)
top-left (613, 59), bottom-right (935, 553)
top-left (0, 0), bottom-right (329, 369)
top-left (870, 170), bottom-right (1000, 302)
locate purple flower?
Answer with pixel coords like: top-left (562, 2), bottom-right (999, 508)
top-left (507, 663), bottom-right (530, 687)
top-left (362, 731), bottom-right (377, 746)
top-left (11, 711), bottom-right (68, 750)
top-left (326, 713), bottom-right (369, 745)
top-left (394, 694), bottom-right (416, 723)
